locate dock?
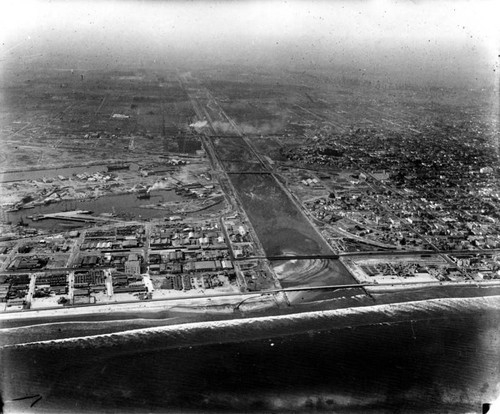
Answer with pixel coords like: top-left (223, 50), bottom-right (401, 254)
top-left (33, 210), bottom-right (119, 223)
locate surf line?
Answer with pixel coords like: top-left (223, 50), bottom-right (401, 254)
top-left (3, 295), bottom-right (500, 350)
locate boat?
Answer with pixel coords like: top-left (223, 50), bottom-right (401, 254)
top-left (100, 212), bottom-right (117, 218)
top-left (70, 210), bottom-right (93, 215)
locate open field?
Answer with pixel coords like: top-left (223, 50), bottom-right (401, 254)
top-left (1, 63), bottom-right (499, 324)
top-left (0, 1), bottom-right (499, 412)
top-left (0, 69), bottom-right (196, 172)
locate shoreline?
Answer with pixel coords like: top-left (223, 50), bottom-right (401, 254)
top-left (2, 279), bottom-right (500, 323)
top-left (2, 294), bottom-right (499, 351)
top-left (1, 285), bottom-right (499, 347)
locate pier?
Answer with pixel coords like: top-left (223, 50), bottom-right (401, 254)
top-left (32, 211), bottom-right (118, 223)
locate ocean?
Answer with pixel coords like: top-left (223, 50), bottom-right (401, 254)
top-left (1, 296), bottom-right (500, 413)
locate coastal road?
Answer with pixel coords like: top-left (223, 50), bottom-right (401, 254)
top-left (3, 279), bottom-right (499, 326)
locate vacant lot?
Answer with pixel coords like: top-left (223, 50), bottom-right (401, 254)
top-left (0, 69), bottom-right (195, 172)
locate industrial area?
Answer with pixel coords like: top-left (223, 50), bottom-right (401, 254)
top-left (2, 0), bottom-right (500, 412)
top-left (1, 66), bottom-right (500, 317)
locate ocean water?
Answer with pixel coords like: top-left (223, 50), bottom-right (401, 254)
top-left (1, 296), bottom-right (500, 413)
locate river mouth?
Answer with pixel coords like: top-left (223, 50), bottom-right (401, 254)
top-left (272, 258), bottom-right (357, 288)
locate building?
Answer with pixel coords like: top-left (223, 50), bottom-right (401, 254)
top-left (125, 260), bottom-right (141, 275)
top-left (194, 261), bottom-right (217, 272)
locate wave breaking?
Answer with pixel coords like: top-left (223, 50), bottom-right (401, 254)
top-left (3, 295), bottom-right (500, 351)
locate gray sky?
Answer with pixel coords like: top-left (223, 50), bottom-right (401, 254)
top-left (1, 0), bottom-right (498, 86)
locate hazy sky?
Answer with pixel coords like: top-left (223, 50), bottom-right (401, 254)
top-left (1, 0), bottom-right (499, 85)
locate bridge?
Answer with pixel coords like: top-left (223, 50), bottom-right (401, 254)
top-left (265, 254), bottom-right (340, 261)
top-left (225, 171), bottom-right (272, 175)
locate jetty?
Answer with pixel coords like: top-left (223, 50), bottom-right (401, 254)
top-left (31, 210), bottom-right (119, 223)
